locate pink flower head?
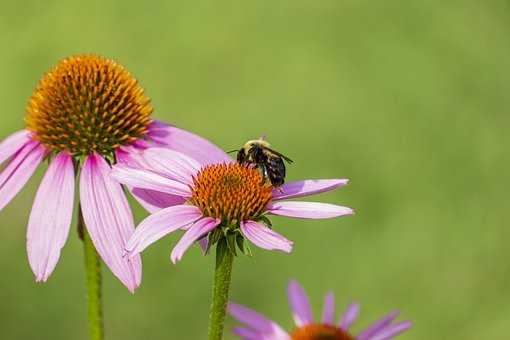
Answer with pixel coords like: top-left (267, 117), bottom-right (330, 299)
top-left (111, 138), bottom-right (353, 263)
top-left (0, 55), bottom-right (221, 292)
top-left (228, 280), bottom-right (412, 340)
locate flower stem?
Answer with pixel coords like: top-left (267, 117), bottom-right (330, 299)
top-left (79, 208), bottom-right (104, 340)
top-left (208, 246), bottom-right (235, 340)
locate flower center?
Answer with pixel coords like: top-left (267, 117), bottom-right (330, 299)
top-left (291, 324), bottom-right (354, 340)
top-left (190, 163), bottom-right (273, 224)
top-left (26, 54), bottom-right (152, 157)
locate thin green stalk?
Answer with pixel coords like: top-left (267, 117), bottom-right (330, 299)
top-left (208, 247), bottom-right (235, 340)
top-left (79, 208), bottom-right (104, 340)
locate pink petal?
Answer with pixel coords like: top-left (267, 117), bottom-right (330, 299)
top-left (228, 302), bottom-right (290, 339)
top-left (369, 321), bottom-right (412, 340)
top-left (198, 237), bottom-right (209, 254)
top-left (80, 153), bottom-right (142, 293)
top-left (339, 303), bottom-right (359, 331)
top-left (267, 202), bottom-right (354, 219)
top-left (287, 280), bottom-right (313, 327)
top-left (111, 164), bottom-right (191, 197)
top-left (147, 121), bottom-right (232, 165)
top-left (126, 204), bottom-right (203, 255)
top-left (272, 179), bottom-right (349, 201)
top-left (115, 148), bottom-right (185, 213)
top-left (357, 311), bottom-right (400, 340)
top-left (27, 152), bottom-right (75, 282)
top-left (170, 217), bottom-right (220, 263)
top-left (231, 327), bottom-right (261, 340)
top-left (321, 292), bottom-right (335, 324)
top-left (143, 148), bottom-right (200, 185)
top-left (0, 130), bottom-right (31, 165)
top-left (131, 188), bottom-right (186, 213)
top-left (115, 146), bottom-right (148, 168)
top-left (240, 220), bottom-right (293, 253)
top-left (0, 141), bottom-right (46, 212)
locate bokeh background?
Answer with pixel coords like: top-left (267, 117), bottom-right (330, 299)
top-left (0, 1), bottom-right (508, 339)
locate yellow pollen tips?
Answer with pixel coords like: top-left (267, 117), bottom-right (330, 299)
top-left (26, 54), bottom-right (152, 156)
top-left (291, 324), bottom-right (354, 340)
top-left (190, 163), bottom-right (273, 224)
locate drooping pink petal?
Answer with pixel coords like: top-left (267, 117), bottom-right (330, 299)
top-left (0, 130), bottom-right (31, 165)
top-left (321, 292), bottom-right (335, 325)
top-left (272, 179), bottom-right (349, 201)
top-left (126, 204), bottom-right (203, 255)
top-left (357, 311), bottom-right (400, 340)
top-left (130, 139), bottom-right (151, 149)
top-left (287, 280), bottom-right (313, 327)
top-left (339, 303), bottom-right (360, 331)
top-left (267, 202), bottom-right (354, 219)
top-left (147, 121), bottom-right (232, 165)
top-left (115, 145), bottom-right (148, 168)
top-left (27, 152), bottom-right (74, 282)
top-left (369, 321), bottom-right (412, 340)
top-left (198, 237), bottom-right (209, 254)
top-left (240, 220), bottom-right (293, 253)
top-left (228, 303), bottom-right (290, 339)
top-left (0, 141), bottom-right (46, 212)
top-left (232, 327), bottom-right (261, 340)
top-left (143, 148), bottom-right (200, 185)
top-left (111, 164), bottom-right (191, 197)
top-left (115, 148), bottom-right (185, 213)
top-left (170, 217), bottom-right (220, 263)
top-left (131, 188), bottom-right (186, 213)
top-left (80, 153), bottom-right (142, 293)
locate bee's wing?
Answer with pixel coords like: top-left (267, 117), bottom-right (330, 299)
top-left (264, 146), bottom-right (294, 163)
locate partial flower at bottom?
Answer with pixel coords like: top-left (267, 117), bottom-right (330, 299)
top-left (228, 280), bottom-right (412, 340)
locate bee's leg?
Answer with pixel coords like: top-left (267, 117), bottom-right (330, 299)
top-left (237, 148), bottom-right (246, 164)
top-left (260, 166), bottom-right (268, 185)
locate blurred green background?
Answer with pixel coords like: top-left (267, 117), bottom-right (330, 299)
top-left (0, 1), bottom-right (508, 339)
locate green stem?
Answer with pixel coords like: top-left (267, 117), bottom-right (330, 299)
top-left (208, 247), bottom-right (235, 340)
top-left (80, 208), bottom-right (104, 340)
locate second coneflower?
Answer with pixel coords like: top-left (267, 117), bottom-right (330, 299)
top-left (0, 54), bottom-right (227, 340)
top-left (111, 144), bottom-right (353, 339)
top-left (229, 280), bottom-right (412, 340)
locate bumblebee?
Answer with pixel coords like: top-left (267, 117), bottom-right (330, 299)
top-left (236, 138), bottom-right (293, 187)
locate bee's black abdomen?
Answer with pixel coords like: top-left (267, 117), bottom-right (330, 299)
top-left (266, 157), bottom-right (286, 187)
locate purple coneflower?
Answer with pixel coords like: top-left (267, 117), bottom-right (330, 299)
top-left (229, 280), bottom-right (412, 340)
top-left (111, 147), bottom-right (353, 262)
top-left (0, 55), bottom-right (223, 292)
